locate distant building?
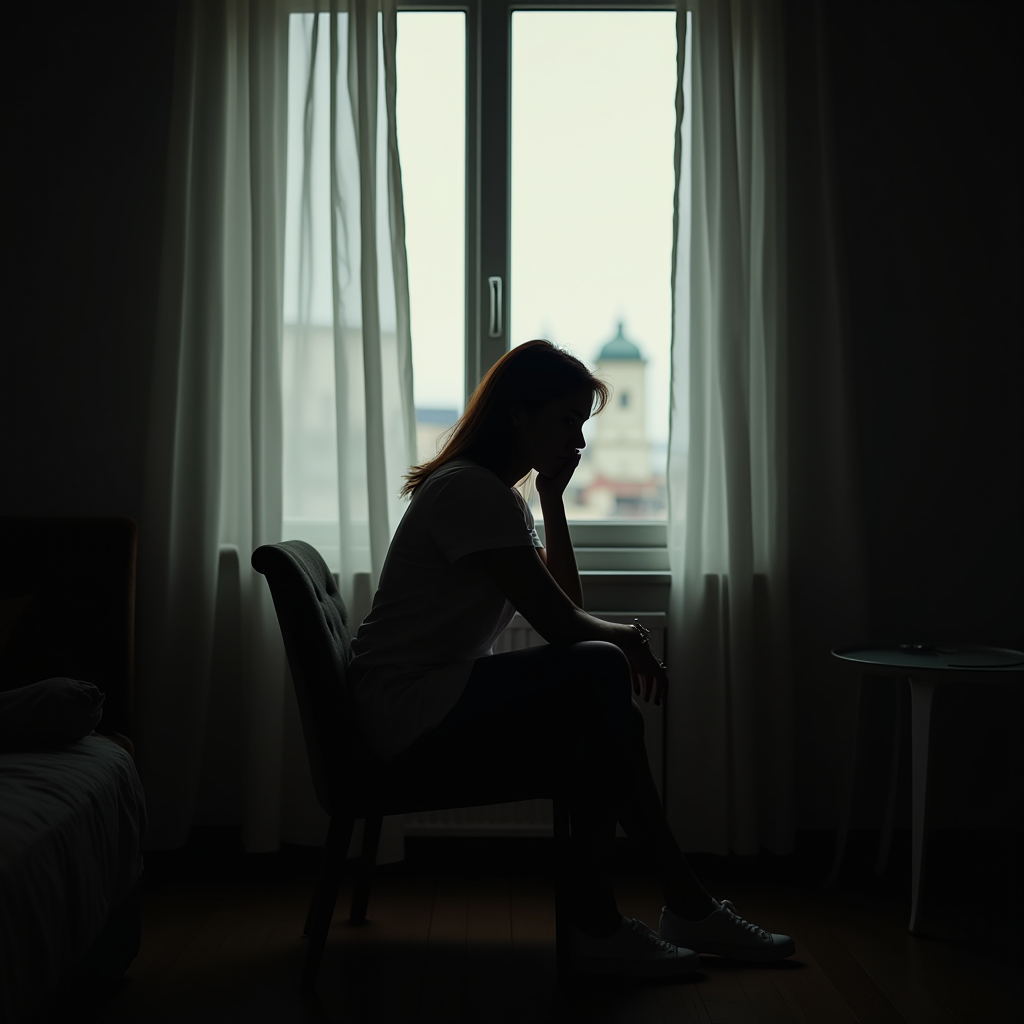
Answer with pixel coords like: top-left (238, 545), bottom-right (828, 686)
top-left (281, 320), bottom-right (664, 523)
top-left (564, 322), bottom-right (666, 519)
top-left (592, 322), bottom-right (653, 483)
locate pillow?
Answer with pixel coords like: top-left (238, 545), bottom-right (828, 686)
top-left (0, 677), bottom-right (104, 751)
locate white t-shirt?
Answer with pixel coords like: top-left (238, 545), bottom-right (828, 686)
top-left (348, 458), bottom-right (543, 758)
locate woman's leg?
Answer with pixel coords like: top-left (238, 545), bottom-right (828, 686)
top-left (395, 642), bottom-right (623, 932)
top-left (610, 698), bottom-right (714, 921)
top-left (393, 641), bottom-right (711, 928)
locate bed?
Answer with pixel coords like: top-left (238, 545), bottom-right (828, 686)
top-left (0, 517), bottom-right (146, 1023)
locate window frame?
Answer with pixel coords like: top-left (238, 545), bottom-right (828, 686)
top-left (282, 1), bottom-right (677, 574)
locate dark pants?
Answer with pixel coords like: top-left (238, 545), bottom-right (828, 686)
top-left (394, 641), bottom-right (708, 931)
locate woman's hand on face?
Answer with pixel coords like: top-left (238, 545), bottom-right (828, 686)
top-left (535, 449), bottom-right (582, 502)
top-left (624, 642), bottom-right (669, 706)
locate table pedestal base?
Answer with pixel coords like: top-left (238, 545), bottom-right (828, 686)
top-left (826, 675), bottom-right (936, 934)
top-left (908, 679), bottom-right (936, 934)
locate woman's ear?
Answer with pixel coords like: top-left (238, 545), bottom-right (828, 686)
top-left (511, 402), bottom-right (542, 437)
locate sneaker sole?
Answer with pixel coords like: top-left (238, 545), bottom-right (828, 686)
top-left (570, 951), bottom-right (702, 977)
top-left (684, 938), bottom-right (796, 962)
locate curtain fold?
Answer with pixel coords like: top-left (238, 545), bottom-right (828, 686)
top-left (138, 0), bottom-right (289, 851)
top-left (286, 0), bottom-right (414, 615)
top-left (666, 0), bottom-right (792, 856)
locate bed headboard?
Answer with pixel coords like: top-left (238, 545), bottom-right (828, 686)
top-left (0, 516), bottom-right (137, 739)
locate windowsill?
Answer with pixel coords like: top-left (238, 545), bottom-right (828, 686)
top-left (580, 570), bottom-right (670, 585)
top-left (283, 518), bottom-right (672, 574)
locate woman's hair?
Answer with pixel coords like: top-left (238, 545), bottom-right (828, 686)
top-left (402, 339), bottom-right (609, 498)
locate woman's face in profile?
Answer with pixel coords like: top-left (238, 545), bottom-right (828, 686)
top-left (513, 387), bottom-right (591, 477)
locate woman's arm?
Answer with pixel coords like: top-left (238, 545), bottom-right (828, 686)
top-left (535, 452), bottom-right (583, 607)
top-left (472, 544), bottom-right (669, 704)
top-left (538, 494), bottom-right (583, 608)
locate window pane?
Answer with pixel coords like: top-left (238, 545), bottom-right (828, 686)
top-left (281, 11), bottom-right (465, 535)
top-left (511, 11), bottom-right (678, 521)
top-left (397, 12), bottom-right (466, 465)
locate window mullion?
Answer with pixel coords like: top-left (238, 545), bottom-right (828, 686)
top-left (465, 2), bottom-right (482, 402)
top-left (470, 1), bottom-right (511, 394)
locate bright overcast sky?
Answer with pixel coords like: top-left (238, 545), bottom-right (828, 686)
top-left (398, 10), bottom-right (682, 446)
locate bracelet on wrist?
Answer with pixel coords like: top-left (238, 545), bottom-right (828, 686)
top-left (630, 618), bottom-right (651, 647)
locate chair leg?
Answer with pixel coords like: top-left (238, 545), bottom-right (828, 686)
top-left (552, 798), bottom-right (572, 981)
top-left (302, 814), bottom-right (355, 997)
top-left (350, 814), bottom-right (383, 924)
top-left (303, 890), bottom-right (315, 938)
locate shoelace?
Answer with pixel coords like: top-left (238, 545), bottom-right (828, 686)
top-left (628, 916), bottom-right (678, 952)
top-left (719, 900), bottom-right (771, 942)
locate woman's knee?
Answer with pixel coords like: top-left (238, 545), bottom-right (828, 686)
top-left (558, 640), bottom-right (630, 706)
top-left (570, 640), bottom-right (630, 679)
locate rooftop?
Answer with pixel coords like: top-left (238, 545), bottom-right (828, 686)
top-left (597, 322), bottom-right (644, 361)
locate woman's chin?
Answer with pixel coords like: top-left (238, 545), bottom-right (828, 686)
top-left (536, 462), bottom-right (562, 479)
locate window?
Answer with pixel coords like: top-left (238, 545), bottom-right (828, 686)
top-left (283, 3), bottom-right (689, 568)
top-left (451, 2), bottom-right (685, 528)
top-left (507, 9), bottom-right (677, 523)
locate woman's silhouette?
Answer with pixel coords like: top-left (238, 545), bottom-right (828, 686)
top-left (349, 340), bottom-right (794, 976)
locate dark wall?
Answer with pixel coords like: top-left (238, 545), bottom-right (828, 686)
top-left (825, 0), bottom-right (1022, 649)
top-left (823, 1), bottom-right (1023, 829)
top-left (3, 2), bottom-right (177, 522)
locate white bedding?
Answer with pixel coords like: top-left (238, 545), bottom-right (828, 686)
top-left (0, 734), bottom-right (146, 1023)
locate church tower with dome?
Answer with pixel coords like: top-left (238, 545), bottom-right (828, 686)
top-left (592, 321), bottom-right (652, 485)
top-left (561, 320), bottom-right (660, 518)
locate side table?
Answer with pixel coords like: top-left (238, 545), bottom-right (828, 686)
top-left (827, 644), bottom-right (1023, 933)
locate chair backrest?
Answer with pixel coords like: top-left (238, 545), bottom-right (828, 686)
top-left (251, 540), bottom-right (365, 816)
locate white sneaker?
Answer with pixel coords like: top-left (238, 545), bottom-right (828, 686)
top-left (659, 900), bottom-right (796, 962)
top-left (570, 915), bottom-right (701, 977)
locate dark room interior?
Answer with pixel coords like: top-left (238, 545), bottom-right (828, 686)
top-left (3, 2), bottom-right (1021, 1022)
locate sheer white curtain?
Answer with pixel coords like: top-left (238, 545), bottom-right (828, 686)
top-left (138, 0), bottom-right (413, 853)
top-left (278, 0), bottom-right (414, 853)
top-left (138, 0), bottom-right (289, 851)
top-left (666, 0), bottom-right (867, 855)
top-left (666, 0), bottom-right (794, 856)
top-left (282, 0), bottom-right (415, 618)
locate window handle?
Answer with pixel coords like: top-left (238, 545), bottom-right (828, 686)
top-left (488, 276), bottom-right (503, 338)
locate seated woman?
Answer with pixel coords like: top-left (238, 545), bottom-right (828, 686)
top-left (348, 340), bottom-right (794, 977)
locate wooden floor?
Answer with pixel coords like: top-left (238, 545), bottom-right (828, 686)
top-left (41, 831), bottom-right (1023, 1024)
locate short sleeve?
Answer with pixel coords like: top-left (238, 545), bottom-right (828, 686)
top-left (426, 465), bottom-right (538, 563)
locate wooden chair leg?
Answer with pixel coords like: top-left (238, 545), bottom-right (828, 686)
top-left (303, 891), bottom-right (315, 938)
top-left (349, 814), bottom-right (383, 924)
top-left (553, 798), bottom-right (572, 981)
top-left (302, 813), bottom-right (355, 997)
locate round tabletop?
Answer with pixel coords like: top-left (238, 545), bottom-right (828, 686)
top-left (832, 644), bottom-right (1024, 675)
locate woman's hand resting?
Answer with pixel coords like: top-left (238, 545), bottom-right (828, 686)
top-left (535, 449), bottom-right (582, 503)
top-left (624, 641), bottom-right (669, 706)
